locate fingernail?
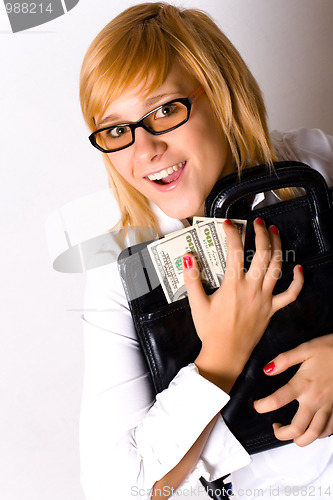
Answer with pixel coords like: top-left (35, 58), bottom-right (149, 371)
top-left (224, 219), bottom-right (233, 226)
top-left (264, 361), bottom-right (275, 374)
top-left (256, 217), bottom-right (264, 225)
top-left (270, 225), bottom-right (279, 235)
top-left (183, 255), bottom-right (193, 269)
top-left (298, 264), bottom-right (303, 273)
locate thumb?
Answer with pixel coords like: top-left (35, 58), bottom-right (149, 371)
top-left (182, 253), bottom-right (208, 311)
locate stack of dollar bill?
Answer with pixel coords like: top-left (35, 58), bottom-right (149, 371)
top-left (147, 217), bottom-right (247, 303)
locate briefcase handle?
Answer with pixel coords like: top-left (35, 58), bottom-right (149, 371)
top-left (205, 161), bottom-right (332, 219)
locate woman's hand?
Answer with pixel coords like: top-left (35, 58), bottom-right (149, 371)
top-left (182, 218), bottom-right (304, 393)
top-left (253, 334), bottom-right (333, 447)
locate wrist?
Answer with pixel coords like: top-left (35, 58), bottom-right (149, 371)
top-left (194, 346), bottom-right (246, 393)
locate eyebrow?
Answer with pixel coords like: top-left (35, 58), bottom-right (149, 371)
top-left (97, 91), bottom-right (182, 128)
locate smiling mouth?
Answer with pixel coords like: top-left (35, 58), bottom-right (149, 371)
top-left (146, 161), bottom-right (186, 184)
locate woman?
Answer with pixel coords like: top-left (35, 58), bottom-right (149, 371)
top-left (79, 3), bottom-right (333, 498)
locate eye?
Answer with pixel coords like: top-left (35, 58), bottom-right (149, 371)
top-left (154, 103), bottom-right (177, 120)
top-left (106, 125), bottom-right (130, 138)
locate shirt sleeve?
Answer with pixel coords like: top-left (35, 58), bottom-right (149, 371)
top-left (270, 127), bottom-right (333, 186)
top-left (79, 261), bottom-right (251, 500)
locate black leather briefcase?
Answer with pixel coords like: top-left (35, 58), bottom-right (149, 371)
top-left (117, 161), bottom-right (333, 455)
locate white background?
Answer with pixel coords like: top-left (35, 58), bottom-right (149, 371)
top-left (1, 1), bottom-right (332, 499)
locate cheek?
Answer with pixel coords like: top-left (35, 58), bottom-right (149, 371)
top-left (192, 110), bottom-right (226, 157)
top-left (205, 124), bottom-right (231, 175)
top-left (106, 153), bottom-right (132, 182)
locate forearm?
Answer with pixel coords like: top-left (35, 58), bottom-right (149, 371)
top-left (151, 414), bottom-right (219, 498)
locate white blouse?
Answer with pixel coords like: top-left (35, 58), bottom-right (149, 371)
top-left (79, 128), bottom-right (333, 500)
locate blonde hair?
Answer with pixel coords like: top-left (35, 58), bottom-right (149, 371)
top-left (80, 2), bottom-right (281, 231)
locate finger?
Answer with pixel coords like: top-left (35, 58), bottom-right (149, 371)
top-left (271, 264), bottom-right (304, 313)
top-left (272, 422), bottom-right (283, 437)
top-left (262, 225), bottom-right (283, 294)
top-left (246, 218), bottom-right (271, 283)
top-left (294, 408), bottom-right (331, 447)
top-left (254, 382), bottom-right (295, 413)
top-left (222, 220), bottom-right (244, 280)
top-left (261, 342), bottom-right (310, 377)
top-left (183, 253), bottom-right (209, 312)
top-left (273, 405), bottom-right (314, 442)
top-left (318, 411), bottom-right (333, 439)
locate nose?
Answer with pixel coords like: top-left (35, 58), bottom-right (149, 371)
top-left (133, 127), bottom-right (167, 163)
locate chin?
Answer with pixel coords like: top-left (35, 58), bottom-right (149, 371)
top-left (161, 202), bottom-right (204, 220)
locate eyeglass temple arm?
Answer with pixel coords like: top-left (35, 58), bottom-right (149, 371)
top-left (189, 85), bottom-right (205, 103)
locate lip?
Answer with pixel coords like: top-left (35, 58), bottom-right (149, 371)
top-left (144, 161), bottom-right (187, 192)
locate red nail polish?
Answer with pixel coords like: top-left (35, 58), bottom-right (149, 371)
top-left (298, 265), bottom-right (303, 273)
top-left (256, 217), bottom-right (264, 225)
top-left (271, 225), bottom-right (279, 235)
top-left (224, 219), bottom-right (233, 225)
top-left (183, 255), bottom-right (193, 269)
top-left (264, 361), bottom-right (275, 374)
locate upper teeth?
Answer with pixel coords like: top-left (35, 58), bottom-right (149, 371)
top-left (147, 162), bottom-right (185, 181)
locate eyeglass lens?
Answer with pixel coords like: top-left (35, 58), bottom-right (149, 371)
top-left (95, 101), bottom-right (189, 152)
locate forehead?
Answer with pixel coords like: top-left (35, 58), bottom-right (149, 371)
top-left (98, 63), bottom-right (197, 125)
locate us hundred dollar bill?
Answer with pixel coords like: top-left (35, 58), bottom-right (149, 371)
top-left (195, 219), bottom-right (226, 284)
top-left (147, 225), bottom-right (220, 303)
top-left (193, 217), bottom-right (247, 257)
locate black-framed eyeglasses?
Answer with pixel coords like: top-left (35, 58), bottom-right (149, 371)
top-left (89, 85), bottom-right (205, 153)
